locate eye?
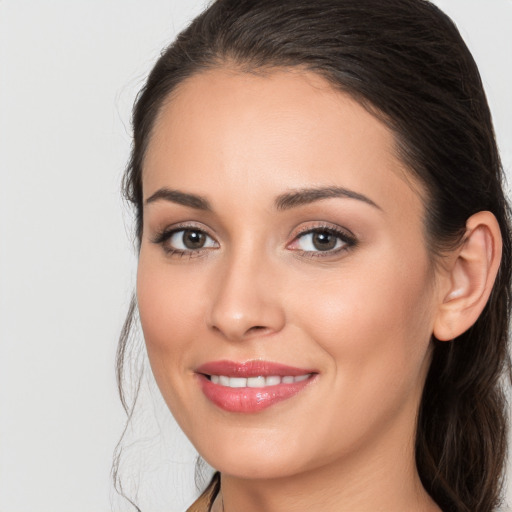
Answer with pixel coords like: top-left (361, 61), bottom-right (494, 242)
top-left (169, 229), bottom-right (217, 250)
top-left (153, 227), bottom-right (218, 255)
top-left (288, 226), bottom-right (356, 255)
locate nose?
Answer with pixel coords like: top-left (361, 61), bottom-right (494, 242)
top-left (207, 252), bottom-right (286, 342)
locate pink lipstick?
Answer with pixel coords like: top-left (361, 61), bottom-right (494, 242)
top-left (196, 360), bottom-right (317, 413)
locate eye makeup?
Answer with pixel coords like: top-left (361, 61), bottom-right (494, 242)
top-left (288, 222), bottom-right (358, 259)
top-left (151, 222), bottom-right (219, 258)
top-left (150, 220), bottom-right (358, 260)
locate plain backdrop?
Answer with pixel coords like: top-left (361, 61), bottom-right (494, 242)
top-left (0, 1), bottom-right (511, 511)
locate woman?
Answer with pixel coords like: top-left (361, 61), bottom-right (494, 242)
top-left (117, 0), bottom-right (511, 510)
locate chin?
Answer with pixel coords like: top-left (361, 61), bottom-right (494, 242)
top-left (209, 455), bottom-right (303, 481)
top-left (194, 432), bottom-right (310, 481)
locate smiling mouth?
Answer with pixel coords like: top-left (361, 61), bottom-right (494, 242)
top-left (196, 360), bottom-right (317, 413)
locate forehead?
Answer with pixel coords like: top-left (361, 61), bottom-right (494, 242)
top-left (143, 67), bottom-right (424, 220)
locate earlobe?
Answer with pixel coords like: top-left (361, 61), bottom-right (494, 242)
top-left (433, 211), bottom-right (502, 341)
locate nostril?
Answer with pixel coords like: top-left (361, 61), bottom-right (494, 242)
top-left (245, 325), bottom-right (271, 336)
top-left (249, 326), bottom-right (266, 332)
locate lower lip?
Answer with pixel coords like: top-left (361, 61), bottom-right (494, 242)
top-left (197, 374), bottom-right (316, 413)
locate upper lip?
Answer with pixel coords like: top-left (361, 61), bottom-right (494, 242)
top-left (196, 360), bottom-right (316, 378)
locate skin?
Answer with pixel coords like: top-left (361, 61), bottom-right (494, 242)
top-left (137, 67), bottom-right (454, 511)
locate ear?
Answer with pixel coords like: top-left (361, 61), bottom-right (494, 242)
top-left (433, 211), bottom-right (502, 341)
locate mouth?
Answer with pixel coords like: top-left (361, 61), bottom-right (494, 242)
top-left (195, 360), bottom-right (317, 413)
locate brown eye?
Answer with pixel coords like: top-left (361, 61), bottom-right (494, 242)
top-left (289, 226), bottom-right (356, 255)
top-left (157, 228), bottom-right (218, 253)
top-left (182, 229), bottom-right (206, 249)
top-left (311, 230), bottom-right (338, 251)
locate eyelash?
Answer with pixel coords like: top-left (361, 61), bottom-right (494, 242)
top-left (151, 223), bottom-right (357, 259)
top-left (151, 223), bottom-right (218, 258)
top-left (291, 224), bottom-right (357, 258)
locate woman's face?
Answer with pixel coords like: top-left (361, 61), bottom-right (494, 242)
top-left (137, 68), bottom-right (442, 479)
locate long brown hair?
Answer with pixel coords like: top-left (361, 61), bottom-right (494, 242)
top-left (116, 1), bottom-right (512, 510)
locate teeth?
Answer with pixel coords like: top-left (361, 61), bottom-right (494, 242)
top-left (229, 377), bottom-right (246, 388)
top-left (247, 376), bottom-right (265, 387)
top-left (209, 374), bottom-right (311, 388)
top-left (265, 376), bottom-right (281, 386)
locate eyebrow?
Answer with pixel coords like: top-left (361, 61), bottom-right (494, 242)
top-left (144, 185), bottom-right (381, 212)
top-left (275, 186), bottom-right (381, 211)
top-left (145, 187), bottom-right (212, 211)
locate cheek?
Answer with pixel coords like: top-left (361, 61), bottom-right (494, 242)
top-left (291, 246), bottom-right (436, 398)
top-left (136, 253), bottom-right (203, 378)
top-left (136, 251), bottom-right (215, 435)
